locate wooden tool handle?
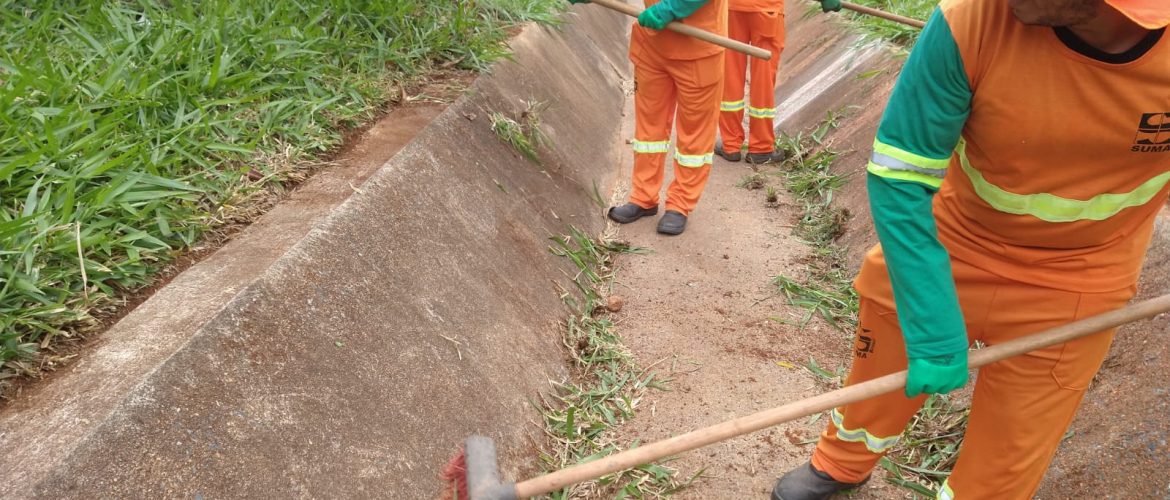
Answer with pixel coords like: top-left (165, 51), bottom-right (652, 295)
top-left (587, 0), bottom-right (773, 60)
top-left (841, 1), bottom-right (926, 28)
top-left (513, 293), bottom-right (1170, 498)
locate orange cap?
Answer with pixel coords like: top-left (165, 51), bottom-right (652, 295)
top-left (1106, 0), bottom-right (1170, 29)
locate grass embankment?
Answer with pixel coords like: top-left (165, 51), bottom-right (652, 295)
top-left (837, 0), bottom-right (936, 45)
top-left (0, 0), bottom-right (563, 387)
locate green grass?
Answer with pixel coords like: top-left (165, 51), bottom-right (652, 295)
top-left (542, 227), bottom-right (697, 499)
top-left (840, 0), bottom-right (937, 46)
top-left (765, 185), bottom-right (779, 205)
top-left (801, 0), bottom-right (935, 47)
top-left (0, 0), bottom-right (565, 381)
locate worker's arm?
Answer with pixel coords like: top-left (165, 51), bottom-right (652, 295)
top-left (866, 7), bottom-right (973, 397)
top-left (638, 0), bottom-right (710, 29)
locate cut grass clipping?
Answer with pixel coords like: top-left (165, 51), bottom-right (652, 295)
top-left (772, 111), bottom-right (971, 497)
top-left (771, 110), bottom-right (857, 331)
top-left (491, 100), bottom-right (550, 164)
top-left (543, 227), bottom-right (699, 499)
top-left (880, 394), bottom-right (968, 497)
top-left (0, 0), bottom-right (565, 383)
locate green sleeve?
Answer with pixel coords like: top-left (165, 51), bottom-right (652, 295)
top-left (867, 7), bottom-right (972, 359)
top-left (655, 0), bottom-right (709, 21)
top-left (868, 174), bottom-right (968, 358)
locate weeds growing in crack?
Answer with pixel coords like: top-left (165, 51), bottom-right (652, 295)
top-left (540, 226), bottom-right (699, 498)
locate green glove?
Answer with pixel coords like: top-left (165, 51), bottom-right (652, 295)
top-left (567, 0), bottom-right (590, 4)
top-left (820, 0), bottom-right (842, 12)
top-left (905, 353), bottom-right (968, 397)
top-left (637, 0), bottom-right (709, 30)
top-left (638, 4), bottom-right (673, 30)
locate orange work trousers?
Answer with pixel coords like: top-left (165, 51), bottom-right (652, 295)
top-left (628, 48), bottom-right (724, 216)
top-left (719, 9), bottom-right (785, 155)
top-left (811, 245), bottom-right (1134, 499)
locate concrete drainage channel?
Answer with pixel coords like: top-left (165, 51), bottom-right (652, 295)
top-left (0, 7), bottom-right (628, 498)
top-left (1, 4), bottom-right (1167, 499)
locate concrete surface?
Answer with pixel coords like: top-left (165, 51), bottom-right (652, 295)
top-left (0, 7), bottom-right (630, 498)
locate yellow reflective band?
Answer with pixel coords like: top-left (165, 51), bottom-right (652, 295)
top-left (721, 100), bottom-right (745, 112)
top-left (632, 140), bottom-right (670, 154)
top-left (674, 151), bottom-right (713, 168)
top-left (873, 139), bottom-right (950, 171)
top-left (867, 161), bottom-right (944, 189)
top-left (957, 140), bottom-right (1170, 222)
top-left (748, 106), bottom-right (776, 119)
top-left (830, 409), bottom-right (900, 453)
top-left (871, 150), bottom-right (946, 179)
top-left (937, 479), bottom-right (954, 500)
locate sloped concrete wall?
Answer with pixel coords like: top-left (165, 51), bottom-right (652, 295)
top-left (0, 8), bottom-right (631, 499)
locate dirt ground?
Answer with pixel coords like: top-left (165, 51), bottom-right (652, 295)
top-left (601, 96), bottom-right (904, 499)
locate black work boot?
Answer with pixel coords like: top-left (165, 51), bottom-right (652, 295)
top-left (607, 203), bottom-right (658, 224)
top-left (771, 462), bottom-right (869, 500)
top-left (714, 138), bottom-right (742, 162)
top-left (746, 149), bottom-right (788, 165)
top-left (656, 210), bottom-right (687, 235)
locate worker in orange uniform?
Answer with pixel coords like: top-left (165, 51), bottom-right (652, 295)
top-left (569, 0), bottom-right (726, 235)
top-left (715, 0), bottom-right (786, 164)
top-left (773, 0), bottom-right (1170, 499)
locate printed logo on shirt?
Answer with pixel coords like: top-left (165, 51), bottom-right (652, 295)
top-left (1132, 112), bottom-right (1170, 152)
top-left (855, 329), bottom-right (876, 359)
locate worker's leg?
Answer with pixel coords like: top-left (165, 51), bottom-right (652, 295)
top-left (811, 247), bottom-right (995, 483)
top-left (939, 283), bottom-right (1134, 499)
top-left (718, 10), bottom-right (751, 155)
top-left (747, 9), bottom-right (785, 154)
top-left (628, 53), bottom-right (677, 210)
top-left (808, 295), bottom-right (928, 483)
top-left (664, 51), bottom-right (723, 215)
